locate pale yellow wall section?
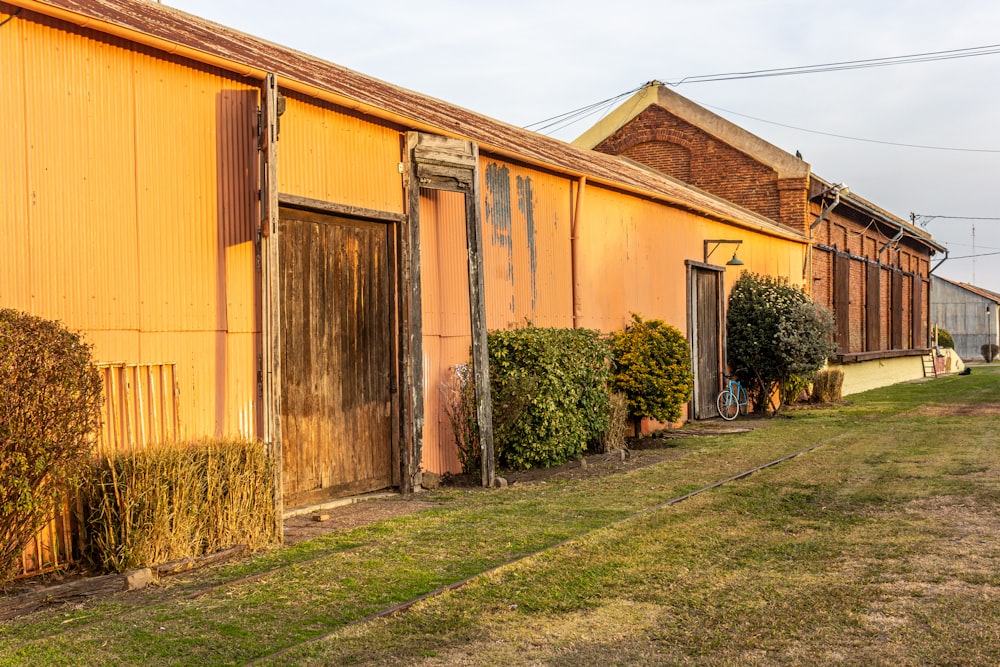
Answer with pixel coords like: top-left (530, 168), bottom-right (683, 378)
top-left (1, 13), bottom-right (261, 441)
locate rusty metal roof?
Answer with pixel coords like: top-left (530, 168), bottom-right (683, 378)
top-left (16, 0), bottom-right (804, 241)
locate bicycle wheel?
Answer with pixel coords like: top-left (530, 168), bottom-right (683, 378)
top-left (717, 390), bottom-right (738, 420)
top-left (737, 385), bottom-right (750, 416)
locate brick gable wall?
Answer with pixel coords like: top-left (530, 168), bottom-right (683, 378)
top-left (593, 106), bottom-right (808, 229)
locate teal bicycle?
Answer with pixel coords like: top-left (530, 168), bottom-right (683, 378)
top-left (717, 374), bottom-right (749, 420)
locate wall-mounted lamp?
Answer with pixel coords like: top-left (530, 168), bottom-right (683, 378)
top-left (704, 239), bottom-right (744, 266)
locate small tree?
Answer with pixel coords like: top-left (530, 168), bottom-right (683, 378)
top-left (610, 314), bottom-right (693, 435)
top-left (0, 310), bottom-right (103, 584)
top-left (726, 273), bottom-right (835, 415)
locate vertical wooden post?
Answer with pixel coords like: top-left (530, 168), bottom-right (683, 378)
top-left (465, 145), bottom-right (495, 488)
top-left (260, 72), bottom-right (283, 539)
top-left (399, 134), bottom-right (425, 493)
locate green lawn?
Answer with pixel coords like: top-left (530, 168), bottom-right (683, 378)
top-left (3, 368), bottom-right (999, 666)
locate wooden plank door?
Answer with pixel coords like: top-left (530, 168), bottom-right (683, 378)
top-left (689, 264), bottom-right (723, 419)
top-left (279, 207), bottom-right (394, 507)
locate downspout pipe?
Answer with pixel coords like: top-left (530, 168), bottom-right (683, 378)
top-left (807, 184), bottom-right (848, 295)
top-left (877, 228), bottom-right (905, 261)
top-left (571, 176), bottom-right (586, 328)
top-left (929, 249), bottom-right (949, 275)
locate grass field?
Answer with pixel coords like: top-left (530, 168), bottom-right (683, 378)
top-left (2, 368), bottom-right (998, 665)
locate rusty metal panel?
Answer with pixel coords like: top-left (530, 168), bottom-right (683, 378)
top-left (278, 208), bottom-right (394, 507)
top-left (418, 189), bottom-right (470, 475)
top-left (279, 95), bottom-right (404, 215)
top-left (481, 159), bottom-right (573, 330)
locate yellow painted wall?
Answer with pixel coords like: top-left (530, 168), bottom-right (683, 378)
top-left (1, 9), bottom-right (261, 441)
top-left (837, 357), bottom-right (926, 396)
top-left (575, 185), bottom-right (807, 334)
top-left (278, 95), bottom-right (404, 214)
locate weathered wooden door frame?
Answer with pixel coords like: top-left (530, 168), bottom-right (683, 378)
top-left (403, 132), bottom-right (496, 488)
top-left (686, 260), bottom-right (725, 419)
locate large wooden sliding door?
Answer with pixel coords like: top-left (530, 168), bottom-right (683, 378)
top-left (279, 206), bottom-right (395, 507)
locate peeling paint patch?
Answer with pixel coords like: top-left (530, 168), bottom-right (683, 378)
top-left (516, 175), bottom-right (538, 313)
top-left (485, 163), bottom-right (515, 312)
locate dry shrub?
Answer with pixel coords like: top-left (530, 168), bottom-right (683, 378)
top-left (599, 392), bottom-right (629, 453)
top-left (79, 439), bottom-right (277, 573)
top-left (811, 369), bottom-right (844, 403)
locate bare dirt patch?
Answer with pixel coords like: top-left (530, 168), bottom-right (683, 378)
top-left (911, 402), bottom-right (1000, 417)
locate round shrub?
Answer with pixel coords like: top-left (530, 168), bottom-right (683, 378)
top-left (610, 314), bottom-right (693, 431)
top-left (936, 328), bottom-right (955, 349)
top-left (0, 309), bottom-right (102, 583)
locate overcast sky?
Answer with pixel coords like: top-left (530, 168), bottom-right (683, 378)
top-left (166, 0), bottom-right (1000, 294)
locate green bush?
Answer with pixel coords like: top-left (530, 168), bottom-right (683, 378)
top-left (609, 314), bottom-right (693, 432)
top-left (488, 327), bottom-right (611, 470)
top-left (79, 439), bottom-right (277, 572)
top-left (726, 273), bottom-right (835, 414)
top-left (0, 310), bottom-right (103, 585)
top-left (982, 344), bottom-right (998, 363)
top-left (936, 328), bottom-right (955, 349)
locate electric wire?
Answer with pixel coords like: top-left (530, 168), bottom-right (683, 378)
top-left (700, 102), bottom-right (1000, 153)
top-left (524, 85), bottom-right (645, 133)
top-left (663, 43), bottom-right (1000, 85)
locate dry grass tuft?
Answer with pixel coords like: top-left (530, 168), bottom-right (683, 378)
top-left (79, 438), bottom-right (277, 572)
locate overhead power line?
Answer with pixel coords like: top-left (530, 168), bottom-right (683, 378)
top-left (524, 85), bottom-right (645, 134)
top-left (664, 43), bottom-right (1000, 86)
top-left (700, 102), bottom-right (1000, 153)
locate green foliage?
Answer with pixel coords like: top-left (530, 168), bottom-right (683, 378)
top-left (79, 439), bottom-right (277, 572)
top-left (936, 327), bottom-right (955, 349)
top-left (610, 314), bottom-right (693, 427)
top-left (981, 343), bottom-right (998, 363)
top-left (726, 273), bottom-right (835, 414)
top-left (0, 309), bottom-right (103, 584)
top-left (488, 327), bottom-right (611, 470)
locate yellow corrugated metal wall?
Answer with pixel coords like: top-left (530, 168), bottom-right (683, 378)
top-left (575, 184), bottom-right (807, 333)
top-left (481, 159), bottom-right (574, 330)
top-left (419, 188), bottom-right (469, 474)
top-left (1, 9), bottom-right (261, 442)
top-left (278, 96), bottom-right (404, 214)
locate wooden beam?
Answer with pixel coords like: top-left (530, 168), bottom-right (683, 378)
top-left (277, 193), bottom-right (405, 223)
top-left (464, 144), bottom-right (495, 488)
top-left (260, 72), bottom-right (284, 540)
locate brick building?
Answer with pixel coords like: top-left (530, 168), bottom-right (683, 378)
top-left (575, 83), bottom-right (947, 395)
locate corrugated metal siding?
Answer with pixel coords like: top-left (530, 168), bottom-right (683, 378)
top-left (19, 17), bottom-right (140, 332)
top-left (279, 95), bottom-right (404, 215)
top-left (0, 6), bottom-right (31, 313)
top-left (419, 189), bottom-right (468, 474)
top-left (3, 12), bottom-right (262, 441)
top-left (481, 158), bottom-right (573, 330)
top-left (575, 185), bottom-right (806, 334)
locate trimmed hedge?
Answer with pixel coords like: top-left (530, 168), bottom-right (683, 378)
top-left (488, 327), bottom-right (611, 470)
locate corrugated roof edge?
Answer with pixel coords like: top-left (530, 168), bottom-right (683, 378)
top-left (811, 175), bottom-right (946, 254)
top-left (13, 0), bottom-right (805, 243)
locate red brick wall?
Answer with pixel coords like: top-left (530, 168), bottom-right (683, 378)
top-left (594, 106), bottom-right (784, 223)
top-left (810, 201), bottom-right (930, 353)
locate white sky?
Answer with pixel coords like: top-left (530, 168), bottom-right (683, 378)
top-left (165, 0), bottom-right (1000, 292)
